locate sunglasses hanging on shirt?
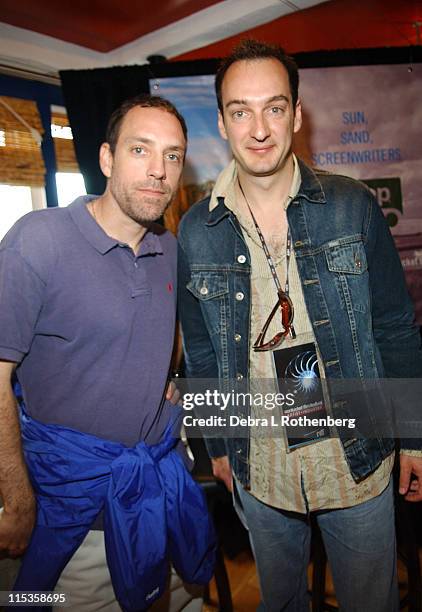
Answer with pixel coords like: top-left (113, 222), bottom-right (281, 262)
top-left (238, 179), bottom-right (296, 352)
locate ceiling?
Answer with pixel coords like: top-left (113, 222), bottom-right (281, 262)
top-left (174, 0), bottom-right (422, 60)
top-left (0, 0), bottom-right (420, 81)
top-left (0, 0), bottom-right (326, 77)
top-left (0, 0), bottom-right (222, 53)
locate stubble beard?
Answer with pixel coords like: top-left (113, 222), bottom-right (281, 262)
top-left (110, 178), bottom-right (174, 225)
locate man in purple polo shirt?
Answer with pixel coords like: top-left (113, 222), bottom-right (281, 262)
top-left (0, 94), bottom-right (200, 610)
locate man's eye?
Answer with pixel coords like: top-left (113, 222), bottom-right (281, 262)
top-left (269, 106), bottom-right (285, 115)
top-left (233, 110), bottom-right (247, 119)
top-left (133, 146), bottom-right (145, 154)
top-left (167, 153), bottom-right (181, 162)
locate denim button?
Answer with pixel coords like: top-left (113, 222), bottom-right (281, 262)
top-left (237, 255), bottom-right (246, 264)
top-left (235, 292), bottom-right (244, 301)
top-left (200, 286), bottom-right (209, 296)
top-left (234, 333), bottom-right (241, 342)
top-left (236, 373), bottom-right (244, 380)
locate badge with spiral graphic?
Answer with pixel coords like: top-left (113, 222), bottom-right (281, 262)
top-left (274, 342), bottom-right (331, 449)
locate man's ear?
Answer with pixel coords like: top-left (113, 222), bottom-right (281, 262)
top-left (218, 110), bottom-right (228, 141)
top-left (99, 142), bottom-right (113, 178)
top-left (293, 99), bottom-right (302, 134)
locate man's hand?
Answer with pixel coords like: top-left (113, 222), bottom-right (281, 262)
top-left (399, 454), bottom-right (422, 502)
top-left (166, 380), bottom-right (181, 405)
top-left (0, 495), bottom-right (36, 558)
top-left (0, 360), bottom-right (36, 558)
top-left (211, 456), bottom-right (233, 492)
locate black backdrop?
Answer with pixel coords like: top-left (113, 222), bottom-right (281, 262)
top-left (59, 46), bottom-right (421, 196)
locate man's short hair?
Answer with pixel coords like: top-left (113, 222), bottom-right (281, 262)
top-left (106, 94), bottom-right (188, 154)
top-left (215, 39), bottom-right (299, 114)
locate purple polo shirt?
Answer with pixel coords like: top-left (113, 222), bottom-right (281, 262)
top-left (0, 196), bottom-right (177, 447)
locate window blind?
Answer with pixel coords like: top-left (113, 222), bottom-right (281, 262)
top-left (0, 96), bottom-right (45, 187)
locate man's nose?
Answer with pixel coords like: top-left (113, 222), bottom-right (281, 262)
top-left (147, 154), bottom-right (166, 180)
top-left (250, 113), bottom-right (270, 141)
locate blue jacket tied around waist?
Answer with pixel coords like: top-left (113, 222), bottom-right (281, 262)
top-left (14, 409), bottom-right (216, 611)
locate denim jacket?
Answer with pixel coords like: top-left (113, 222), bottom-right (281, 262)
top-left (178, 159), bottom-right (422, 487)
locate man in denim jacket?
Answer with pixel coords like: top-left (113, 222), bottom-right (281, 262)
top-left (178, 39), bottom-right (422, 611)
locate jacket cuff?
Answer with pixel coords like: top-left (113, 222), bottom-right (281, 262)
top-left (203, 437), bottom-right (227, 459)
top-left (400, 439), bottom-right (422, 453)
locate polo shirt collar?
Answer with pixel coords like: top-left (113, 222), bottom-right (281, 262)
top-left (68, 196), bottom-right (163, 256)
top-left (139, 230), bottom-right (163, 256)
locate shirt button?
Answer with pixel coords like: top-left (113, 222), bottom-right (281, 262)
top-left (236, 373), bottom-right (244, 380)
top-left (200, 286), bottom-right (209, 296)
top-left (237, 255), bottom-right (246, 264)
top-left (235, 292), bottom-right (244, 301)
top-left (234, 333), bottom-right (241, 342)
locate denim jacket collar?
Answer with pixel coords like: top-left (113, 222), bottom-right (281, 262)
top-left (206, 198), bottom-right (232, 227)
top-left (206, 161), bottom-right (236, 226)
top-left (296, 159), bottom-right (327, 204)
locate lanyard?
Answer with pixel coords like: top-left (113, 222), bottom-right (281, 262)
top-left (238, 179), bottom-right (296, 339)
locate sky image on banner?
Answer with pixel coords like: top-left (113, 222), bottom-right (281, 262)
top-left (150, 63), bottom-right (422, 321)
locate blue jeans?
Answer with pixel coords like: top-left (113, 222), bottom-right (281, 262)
top-left (235, 478), bottom-right (398, 612)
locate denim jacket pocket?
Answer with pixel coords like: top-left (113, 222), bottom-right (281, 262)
top-left (325, 240), bottom-right (368, 275)
top-left (187, 270), bottom-right (229, 300)
top-left (187, 270), bottom-right (229, 335)
top-left (325, 240), bottom-right (369, 314)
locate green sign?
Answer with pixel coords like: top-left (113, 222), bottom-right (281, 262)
top-left (361, 178), bottom-right (403, 227)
